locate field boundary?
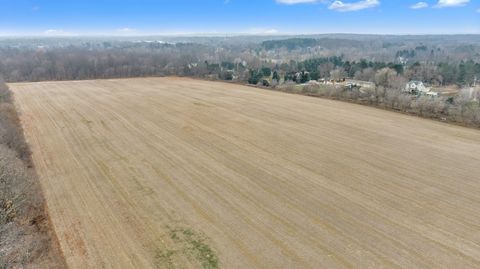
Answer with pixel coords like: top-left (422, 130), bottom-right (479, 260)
top-left (10, 77), bottom-right (480, 268)
top-left (0, 79), bottom-right (66, 268)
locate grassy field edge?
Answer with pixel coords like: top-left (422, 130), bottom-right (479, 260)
top-left (0, 78), bottom-right (66, 268)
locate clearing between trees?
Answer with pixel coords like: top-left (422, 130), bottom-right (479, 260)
top-left (10, 77), bottom-right (480, 268)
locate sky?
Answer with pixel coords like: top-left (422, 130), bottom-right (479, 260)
top-left (0, 0), bottom-right (479, 36)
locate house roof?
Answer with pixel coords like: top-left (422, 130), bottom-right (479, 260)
top-left (408, 80), bottom-right (423, 85)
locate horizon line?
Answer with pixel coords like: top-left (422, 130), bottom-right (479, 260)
top-left (2, 32), bottom-right (480, 38)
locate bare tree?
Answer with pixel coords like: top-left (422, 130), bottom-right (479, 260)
top-left (330, 68), bottom-right (346, 81)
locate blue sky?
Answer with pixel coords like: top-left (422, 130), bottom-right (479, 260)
top-left (0, 0), bottom-right (479, 36)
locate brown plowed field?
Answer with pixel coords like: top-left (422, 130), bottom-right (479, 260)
top-left (10, 77), bottom-right (480, 268)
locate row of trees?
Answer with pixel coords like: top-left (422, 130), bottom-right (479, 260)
top-left (248, 57), bottom-right (480, 87)
top-left (273, 67), bottom-right (480, 127)
top-left (0, 79), bottom-right (65, 268)
top-left (0, 44), bottom-right (217, 82)
top-left (1, 41), bottom-right (479, 87)
top-left (0, 41), bottom-right (478, 127)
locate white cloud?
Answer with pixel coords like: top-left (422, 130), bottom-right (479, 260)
top-left (44, 29), bottom-right (75, 36)
top-left (117, 27), bottom-right (136, 33)
top-left (328, 0), bottom-right (380, 11)
top-left (435, 0), bottom-right (470, 7)
top-left (410, 2), bottom-right (429, 9)
top-left (263, 29), bottom-right (279, 34)
top-left (247, 28), bottom-right (279, 34)
top-left (276, 0), bottom-right (318, 4)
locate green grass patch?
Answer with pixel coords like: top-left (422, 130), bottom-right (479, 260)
top-left (154, 226), bottom-right (219, 269)
top-left (168, 227), bottom-right (219, 269)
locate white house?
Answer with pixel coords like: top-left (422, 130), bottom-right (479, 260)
top-left (404, 81), bottom-right (440, 97)
top-left (404, 81), bottom-right (429, 94)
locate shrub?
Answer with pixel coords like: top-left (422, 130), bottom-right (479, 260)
top-left (301, 85), bottom-right (319, 95)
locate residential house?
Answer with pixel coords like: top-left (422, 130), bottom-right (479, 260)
top-left (404, 81), bottom-right (440, 97)
top-left (404, 81), bottom-right (429, 94)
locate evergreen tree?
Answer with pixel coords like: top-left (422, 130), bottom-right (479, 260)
top-left (272, 71), bottom-right (280, 81)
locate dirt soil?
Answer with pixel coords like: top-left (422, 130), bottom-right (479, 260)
top-left (10, 77), bottom-right (480, 268)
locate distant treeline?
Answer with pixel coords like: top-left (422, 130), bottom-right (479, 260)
top-left (0, 38), bottom-right (479, 128)
top-left (0, 44), bottom-right (214, 82)
top-left (248, 56), bottom-right (480, 87)
top-left (261, 38), bottom-right (363, 50)
top-left (1, 44), bottom-right (479, 87)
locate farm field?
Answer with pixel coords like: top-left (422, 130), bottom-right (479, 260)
top-left (10, 77), bottom-right (480, 268)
